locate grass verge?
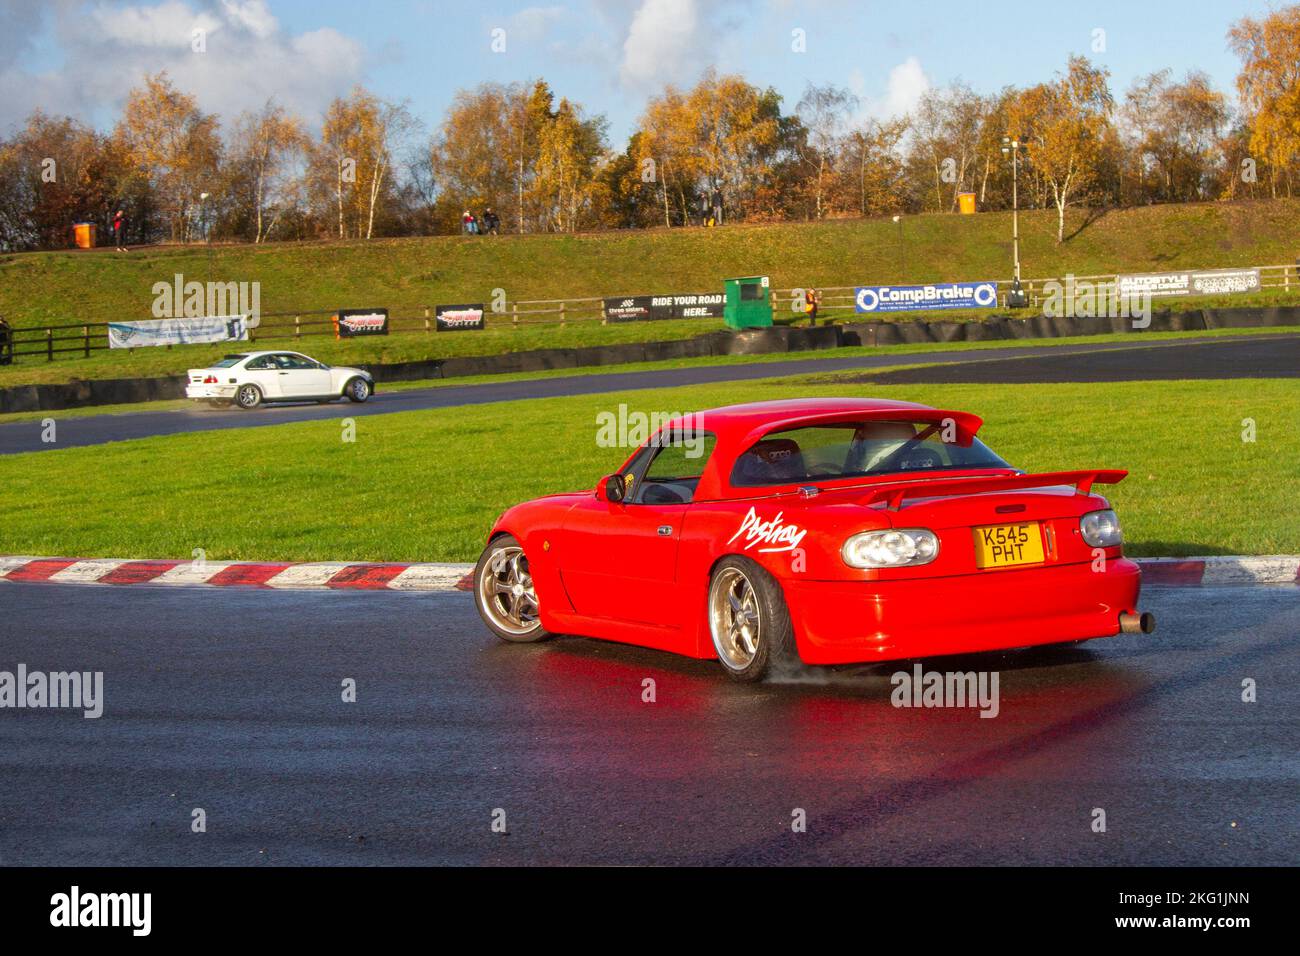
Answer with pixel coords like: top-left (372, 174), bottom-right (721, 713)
top-left (0, 376), bottom-right (1294, 562)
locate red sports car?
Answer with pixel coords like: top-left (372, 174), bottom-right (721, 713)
top-left (473, 398), bottom-right (1153, 681)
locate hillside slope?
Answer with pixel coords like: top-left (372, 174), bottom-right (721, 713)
top-left (0, 200), bottom-right (1296, 387)
top-left (2, 200), bottom-right (1296, 327)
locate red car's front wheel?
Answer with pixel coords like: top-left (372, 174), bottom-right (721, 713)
top-left (474, 535), bottom-right (552, 644)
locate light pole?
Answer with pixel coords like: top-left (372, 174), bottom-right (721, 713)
top-left (200, 192), bottom-right (212, 287)
top-left (892, 214), bottom-right (904, 279)
top-left (1000, 137), bottom-right (1027, 307)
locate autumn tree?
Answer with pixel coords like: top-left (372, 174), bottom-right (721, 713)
top-left (428, 80), bottom-right (599, 234)
top-left (907, 83), bottom-right (987, 212)
top-left (532, 98), bottom-right (609, 233)
top-left (635, 84), bottom-right (702, 226)
top-left (838, 117), bottom-right (908, 216)
top-left (228, 101), bottom-right (309, 242)
top-left (1017, 57), bottom-right (1114, 242)
top-left (1229, 7), bottom-right (1300, 198)
top-left (632, 71), bottom-right (786, 225)
top-left (795, 83), bottom-right (857, 219)
top-left (314, 88), bottom-right (416, 239)
top-left (115, 72), bottom-right (222, 242)
top-left (0, 112), bottom-right (132, 250)
top-left (1122, 70), bottom-right (1228, 202)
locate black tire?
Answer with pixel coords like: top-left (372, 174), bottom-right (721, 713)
top-left (707, 556), bottom-right (797, 682)
top-left (474, 534), bottom-right (553, 644)
top-left (344, 377), bottom-right (371, 403)
top-left (235, 383), bottom-right (262, 409)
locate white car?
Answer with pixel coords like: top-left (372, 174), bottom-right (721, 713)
top-left (186, 350), bottom-right (374, 409)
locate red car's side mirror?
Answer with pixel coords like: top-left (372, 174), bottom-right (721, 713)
top-left (596, 474), bottom-right (626, 504)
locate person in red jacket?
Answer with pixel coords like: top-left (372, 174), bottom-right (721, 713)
top-left (112, 209), bottom-right (127, 251)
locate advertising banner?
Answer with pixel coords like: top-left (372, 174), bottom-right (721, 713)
top-left (435, 304), bottom-right (486, 331)
top-left (605, 293), bottom-right (725, 322)
top-left (107, 315), bottom-right (248, 349)
top-left (854, 281), bottom-right (998, 313)
top-left (653, 293), bottom-right (725, 319)
top-left (1116, 268), bottom-right (1261, 299)
top-left (333, 308), bottom-right (389, 338)
top-left (602, 296), bottom-right (656, 322)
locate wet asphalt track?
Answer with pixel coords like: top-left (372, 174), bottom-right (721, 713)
top-left (2, 333), bottom-right (1295, 455)
top-left (0, 580), bottom-right (1295, 866)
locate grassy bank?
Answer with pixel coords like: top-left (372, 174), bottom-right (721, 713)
top-left (1, 199), bottom-right (1297, 387)
top-left (1, 375), bottom-right (1294, 562)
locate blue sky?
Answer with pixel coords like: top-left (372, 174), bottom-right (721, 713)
top-left (0, 0), bottom-right (1279, 143)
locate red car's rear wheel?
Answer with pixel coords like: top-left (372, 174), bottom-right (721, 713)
top-left (708, 557), bottom-right (796, 682)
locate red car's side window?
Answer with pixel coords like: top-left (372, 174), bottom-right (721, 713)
top-left (631, 434), bottom-right (716, 505)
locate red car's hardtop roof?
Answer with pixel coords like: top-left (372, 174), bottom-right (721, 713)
top-left (637, 398), bottom-right (991, 501)
top-left (663, 398), bottom-right (984, 443)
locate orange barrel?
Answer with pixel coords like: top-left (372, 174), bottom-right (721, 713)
top-left (957, 192), bottom-right (977, 215)
top-left (73, 222), bottom-right (96, 248)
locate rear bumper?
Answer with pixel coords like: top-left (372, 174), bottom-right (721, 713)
top-left (783, 558), bottom-right (1142, 665)
top-left (186, 383), bottom-right (236, 399)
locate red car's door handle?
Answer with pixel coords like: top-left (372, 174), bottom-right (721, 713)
top-left (657, 525), bottom-right (673, 536)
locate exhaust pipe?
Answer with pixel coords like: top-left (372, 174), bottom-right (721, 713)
top-left (1119, 611), bottom-right (1156, 634)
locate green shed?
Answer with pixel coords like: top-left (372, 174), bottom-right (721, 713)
top-left (723, 276), bottom-right (772, 329)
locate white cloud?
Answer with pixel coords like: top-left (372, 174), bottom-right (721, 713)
top-left (0, 0), bottom-right (365, 135)
top-left (851, 56), bottom-right (930, 122)
top-left (510, 5), bottom-right (566, 42)
top-left (620, 0), bottom-right (702, 91)
top-left (221, 0), bottom-right (278, 40)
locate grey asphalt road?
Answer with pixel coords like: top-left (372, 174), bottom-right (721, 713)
top-left (2, 333), bottom-right (1292, 455)
top-left (865, 332), bottom-right (1300, 385)
top-left (0, 581), bottom-right (1295, 866)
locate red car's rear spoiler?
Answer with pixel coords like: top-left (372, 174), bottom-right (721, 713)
top-left (865, 469), bottom-right (1128, 510)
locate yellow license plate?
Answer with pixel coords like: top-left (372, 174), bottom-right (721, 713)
top-left (972, 522), bottom-right (1045, 569)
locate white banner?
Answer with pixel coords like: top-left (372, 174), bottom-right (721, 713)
top-left (1116, 268), bottom-right (1261, 299)
top-left (108, 315), bottom-right (249, 349)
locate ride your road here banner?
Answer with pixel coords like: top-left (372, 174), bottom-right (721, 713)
top-left (108, 315), bottom-right (249, 349)
top-left (855, 281), bottom-right (998, 313)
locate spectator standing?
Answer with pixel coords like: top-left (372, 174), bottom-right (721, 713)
top-left (462, 210), bottom-right (478, 235)
top-left (804, 288), bottom-right (822, 326)
top-left (112, 209), bottom-right (127, 251)
top-left (482, 207), bottom-right (500, 235)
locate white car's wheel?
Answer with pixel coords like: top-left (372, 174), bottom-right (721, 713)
top-left (345, 377), bottom-right (371, 403)
top-left (235, 383), bottom-right (263, 409)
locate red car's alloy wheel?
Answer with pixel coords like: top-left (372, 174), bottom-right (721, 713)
top-left (476, 540), bottom-right (545, 641)
top-left (710, 566), bottom-right (762, 670)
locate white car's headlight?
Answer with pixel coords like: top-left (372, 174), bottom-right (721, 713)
top-left (1080, 509), bottom-right (1123, 548)
top-left (842, 529), bottom-right (940, 568)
